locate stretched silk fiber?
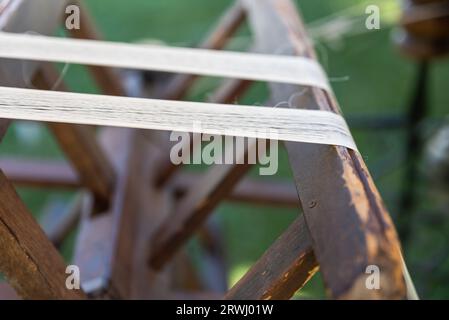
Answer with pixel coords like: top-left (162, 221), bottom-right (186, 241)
top-left (0, 31), bottom-right (330, 91)
top-left (0, 86), bottom-right (357, 150)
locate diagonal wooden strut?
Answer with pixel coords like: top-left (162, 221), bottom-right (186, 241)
top-left (226, 215), bottom-right (318, 300)
top-left (242, 0), bottom-right (407, 299)
top-left (0, 0), bottom-right (412, 300)
top-left (0, 170), bottom-right (85, 299)
top-left (32, 65), bottom-right (116, 208)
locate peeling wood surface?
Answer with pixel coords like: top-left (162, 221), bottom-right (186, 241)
top-left (242, 0), bottom-right (406, 299)
top-left (0, 31), bottom-right (330, 90)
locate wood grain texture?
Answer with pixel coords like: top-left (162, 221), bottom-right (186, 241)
top-left (243, 0), bottom-right (407, 299)
top-left (0, 31), bottom-right (330, 90)
top-left (172, 171), bottom-right (300, 207)
top-left (0, 170), bottom-right (85, 299)
top-left (0, 86), bottom-right (357, 150)
top-left (226, 215), bottom-right (318, 300)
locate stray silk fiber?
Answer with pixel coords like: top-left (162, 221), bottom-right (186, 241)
top-left (0, 31), bottom-right (358, 151)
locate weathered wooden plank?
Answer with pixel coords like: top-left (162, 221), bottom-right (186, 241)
top-left (0, 170), bottom-right (85, 299)
top-left (242, 0), bottom-right (406, 299)
top-left (226, 215), bottom-right (318, 300)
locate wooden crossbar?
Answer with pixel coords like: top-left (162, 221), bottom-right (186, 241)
top-left (0, 0), bottom-right (414, 300)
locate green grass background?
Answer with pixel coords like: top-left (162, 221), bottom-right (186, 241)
top-left (1, 0), bottom-right (449, 299)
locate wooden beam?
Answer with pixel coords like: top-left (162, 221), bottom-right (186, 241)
top-left (226, 215), bottom-right (318, 300)
top-left (154, 2), bottom-right (249, 186)
top-left (155, 78), bottom-right (253, 187)
top-left (242, 0), bottom-right (406, 299)
top-left (74, 128), bottom-right (174, 298)
top-left (171, 171), bottom-right (299, 207)
top-left (0, 157), bottom-right (79, 188)
top-left (0, 170), bottom-right (85, 299)
top-left (0, 159), bottom-right (299, 207)
top-left (0, 85), bottom-right (357, 150)
top-left (32, 66), bottom-right (116, 207)
top-left (149, 144), bottom-right (254, 270)
top-left (158, 1), bottom-right (246, 100)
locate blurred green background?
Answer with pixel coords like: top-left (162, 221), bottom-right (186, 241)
top-left (1, 0), bottom-right (449, 299)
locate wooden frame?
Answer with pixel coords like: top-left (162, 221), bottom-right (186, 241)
top-left (0, 0), bottom-right (412, 300)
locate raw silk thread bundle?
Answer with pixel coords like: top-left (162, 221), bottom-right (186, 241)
top-left (0, 86), bottom-right (357, 151)
top-left (0, 31), bottom-right (358, 151)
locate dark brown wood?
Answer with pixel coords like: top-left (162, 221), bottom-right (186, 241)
top-left (226, 215), bottom-right (318, 300)
top-left (0, 158), bottom-right (79, 189)
top-left (172, 171), bottom-right (299, 207)
top-left (32, 67), bottom-right (116, 207)
top-left (243, 0), bottom-right (406, 299)
top-left (398, 0), bottom-right (449, 59)
top-left (0, 170), bottom-right (85, 299)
